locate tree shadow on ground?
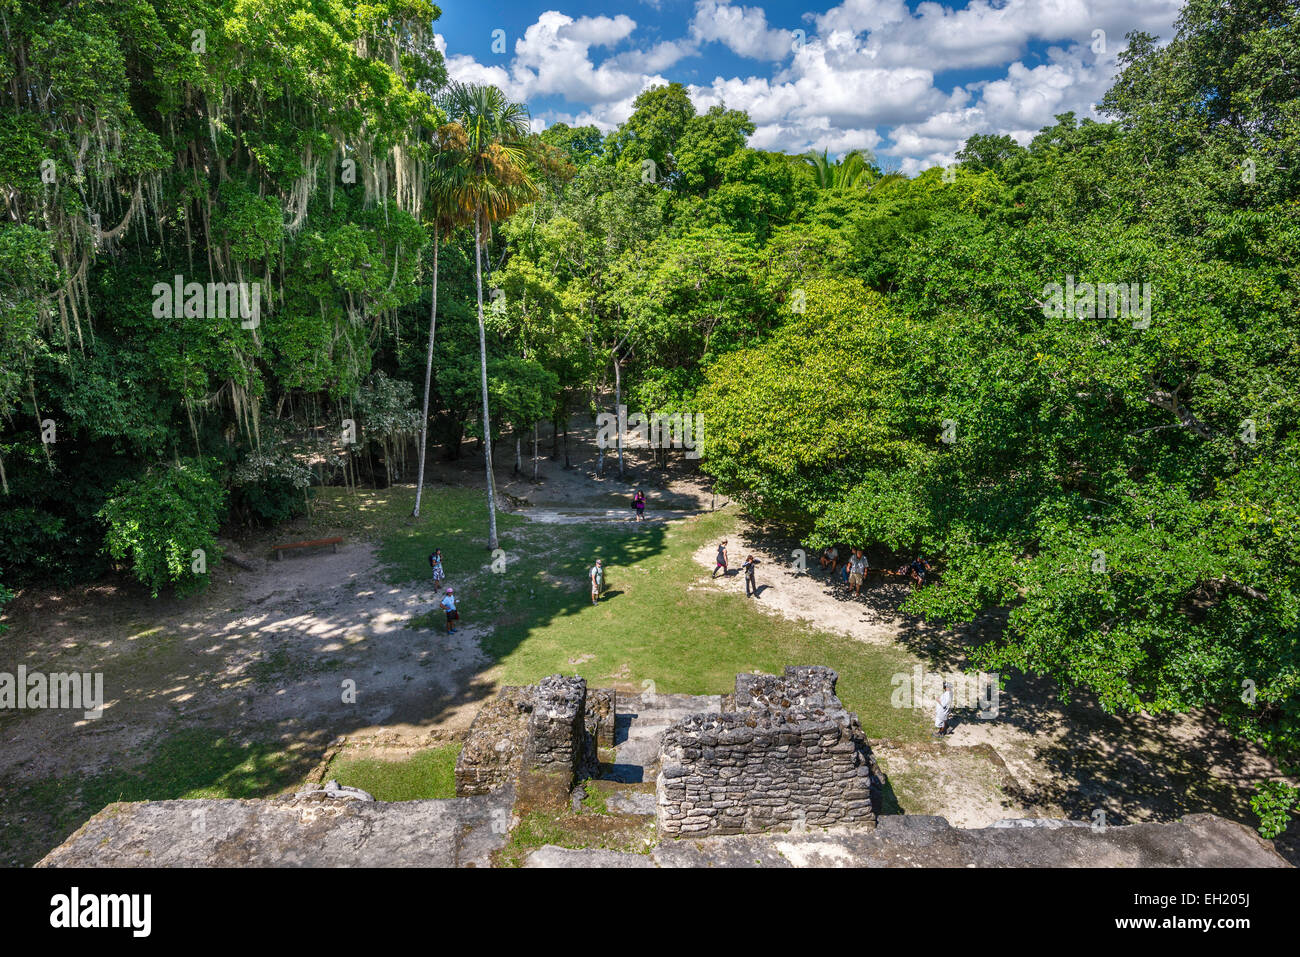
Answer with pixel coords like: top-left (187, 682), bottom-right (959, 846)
top-left (739, 523), bottom-right (1288, 837)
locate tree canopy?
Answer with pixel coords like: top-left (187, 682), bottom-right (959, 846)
top-left (1, 0), bottom-right (1296, 830)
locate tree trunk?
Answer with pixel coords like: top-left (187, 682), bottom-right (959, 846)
top-left (563, 416), bottom-right (569, 469)
top-left (532, 422), bottom-right (539, 480)
top-left (413, 229), bottom-right (438, 517)
top-left (614, 351), bottom-right (624, 479)
top-left (514, 436), bottom-right (521, 474)
top-left (474, 212), bottom-right (499, 550)
top-left (595, 386), bottom-right (603, 478)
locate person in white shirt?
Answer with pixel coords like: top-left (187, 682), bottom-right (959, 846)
top-left (934, 681), bottom-right (953, 736)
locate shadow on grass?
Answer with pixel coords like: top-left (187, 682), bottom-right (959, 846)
top-left (1, 728), bottom-right (316, 866)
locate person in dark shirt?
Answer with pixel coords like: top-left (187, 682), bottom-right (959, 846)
top-left (908, 555), bottom-right (932, 587)
top-left (742, 555), bottom-right (759, 597)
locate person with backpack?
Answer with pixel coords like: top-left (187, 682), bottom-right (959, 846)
top-left (713, 540), bottom-right (729, 578)
top-left (589, 559), bottom-right (604, 605)
top-left (440, 587), bottom-right (459, 634)
top-left (429, 548), bottom-right (444, 585)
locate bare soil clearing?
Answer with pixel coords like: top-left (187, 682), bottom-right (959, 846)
top-left (1, 541), bottom-right (492, 784)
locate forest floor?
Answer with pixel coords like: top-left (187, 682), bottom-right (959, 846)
top-left (1, 417), bottom-right (1295, 866)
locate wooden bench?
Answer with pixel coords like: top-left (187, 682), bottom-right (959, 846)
top-left (272, 536), bottom-right (342, 560)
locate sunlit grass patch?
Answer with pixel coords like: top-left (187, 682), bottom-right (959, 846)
top-left (324, 743), bottom-right (462, 801)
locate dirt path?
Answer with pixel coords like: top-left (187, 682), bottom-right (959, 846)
top-left (0, 541), bottom-right (494, 785)
top-left (690, 526), bottom-right (1289, 832)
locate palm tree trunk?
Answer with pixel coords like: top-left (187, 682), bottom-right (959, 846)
top-left (413, 229), bottom-right (439, 517)
top-left (614, 350), bottom-right (624, 479)
top-left (474, 211), bottom-right (499, 550)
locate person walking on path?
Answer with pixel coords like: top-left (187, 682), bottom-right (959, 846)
top-left (440, 587), bottom-right (459, 634)
top-left (429, 548), bottom-right (444, 586)
top-left (713, 540), bottom-right (729, 577)
top-left (934, 681), bottom-right (953, 736)
top-left (589, 558), bottom-right (604, 605)
top-left (633, 490), bottom-right (646, 522)
top-left (742, 554), bottom-right (759, 597)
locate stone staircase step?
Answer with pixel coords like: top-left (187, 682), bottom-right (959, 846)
top-left (601, 693), bottom-right (725, 785)
top-left (616, 693), bottom-right (724, 713)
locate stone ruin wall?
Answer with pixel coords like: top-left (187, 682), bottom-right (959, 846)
top-left (453, 686), bottom-right (533, 797)
top-left (454, 675), bottom-right (615, 799)
top-left (523, 674), bottom-right (586, 774)
top-left (585, 687), bottom-right (615, 750)
top-left (657, 666), bottom-right (882, 836)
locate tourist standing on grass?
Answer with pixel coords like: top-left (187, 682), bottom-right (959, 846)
top-left (713, 540), bottom-right (729, 577)
top-left (441, 587), bottom-right (459, 634)
top-left (590, 559), bottom-right (604, 605)
top-left (848, 549), bottom-right (868, 596)
top-left (633, 489), bottom-right (646, 522)
top-left (429, 548), bottom-right (444, 585)
top-left (934, 681), bottom-right (953, 736)
top-left (742, 555), bottom-right (759, 597)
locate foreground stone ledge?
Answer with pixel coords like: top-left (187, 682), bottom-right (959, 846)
top-left (523, 815), bottom-right (1289, 868)
top-left (38, 789), bottom-right (513, 868)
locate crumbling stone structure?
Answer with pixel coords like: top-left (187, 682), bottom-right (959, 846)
top-left (523, 675), bottom-right (586, 774)
top-left (657, 666), bottom-right (882, 836)
top-left (454, 686), bottom-right (534, 797)
top-left (585, 687), bottom-right (616, 750)
top-left (455, 675), bottom-right (615, 801)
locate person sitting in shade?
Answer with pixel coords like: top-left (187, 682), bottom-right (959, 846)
top-left (819, 545), bottom-right (839, 572)
top-left (908, 555), bottom-right (933, 587)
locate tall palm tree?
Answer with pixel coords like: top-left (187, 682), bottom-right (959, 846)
top-left (412, 125), bottom-right (473, 518)
top-left (438, 82), bottom-right (538, 549)
top-left (799, 148), bottom-right (877, 191)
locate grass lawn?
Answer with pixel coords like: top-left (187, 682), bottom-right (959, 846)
top-left (325, 743), bottom-right (462, 801)
top-left (308, 484), bottom-right (933, 743)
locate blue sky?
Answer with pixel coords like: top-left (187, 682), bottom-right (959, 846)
top-left (434, 0), bottom-right (1185, 173)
